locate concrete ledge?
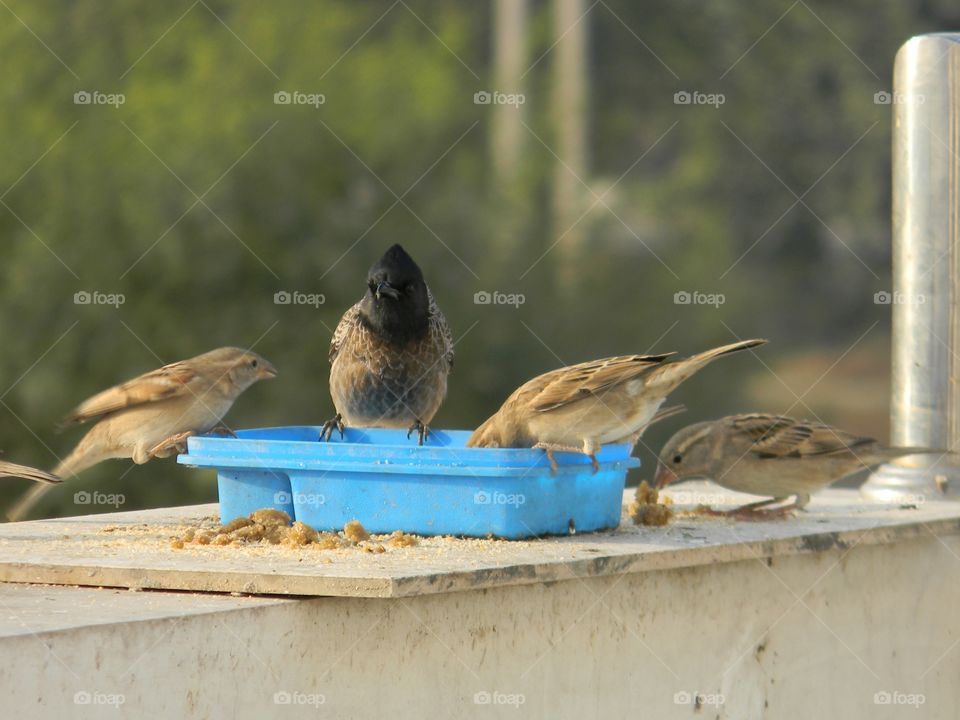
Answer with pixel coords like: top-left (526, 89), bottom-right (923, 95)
top-left (0, 485), bottom-right (956, 598)
top-left (2, 528), bottom-right (956, 718)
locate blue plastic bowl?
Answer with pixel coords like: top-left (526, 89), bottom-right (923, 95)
top-left (178, 427), bottom-right (639, 539)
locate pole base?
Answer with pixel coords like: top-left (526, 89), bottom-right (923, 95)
top-left (862, 460), bottom-right (960, 502)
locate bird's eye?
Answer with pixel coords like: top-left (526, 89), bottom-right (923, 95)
top-left (672, 454), bottom-right (682, 464)
top-left (250, 359), bottom-right (258, 368)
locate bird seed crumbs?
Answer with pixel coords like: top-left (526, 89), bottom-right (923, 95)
top-left (343, 519), bottom-right (370, 543)
top-left (629, 481), bottom-right (675, 527)
top-left (386, 530), bottom-right (419, 548)
top-left (170, 511), bottom-right (419, 550)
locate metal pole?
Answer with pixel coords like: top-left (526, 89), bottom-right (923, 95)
top-left (863, 34), bottom-right (960, 501)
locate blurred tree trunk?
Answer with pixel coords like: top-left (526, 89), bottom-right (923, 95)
top-left (489, 0), bottom-right (529, 265)
top-left (551, 0), bottom-right (589, 291)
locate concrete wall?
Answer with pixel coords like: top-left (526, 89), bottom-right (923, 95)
top-left (4, 533), bottom-right (957, 719)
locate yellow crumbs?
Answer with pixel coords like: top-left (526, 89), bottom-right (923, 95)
top-left (343, 519), bottom-right (371, 543)
top-left (171, 511), bottom-right (421, 551)
top-left (628, 480), bottom-right (675, 527)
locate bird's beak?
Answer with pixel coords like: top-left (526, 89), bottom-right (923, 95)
top-left (375, 281), bottom-right (400, 300)
top-left (258, 360), bottom-right (278, 380)
top-left (654, 463), bottom-right (677, 490)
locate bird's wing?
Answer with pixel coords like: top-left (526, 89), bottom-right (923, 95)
top-left (60, 361), bottom-right (200, 427)
top-left (427, 288), bottom-right (454, 370)
top-left (732, 414), bottom-right (873, 458)
top-left (329, 300), bottom-right (362, 364)
top-left (528, 354), bottom-right (675, 412)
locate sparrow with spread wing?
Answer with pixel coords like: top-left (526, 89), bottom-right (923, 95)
top-left (654, 413), bottom-right (942, 517)
top-left (467, 339), bottom-right (765, 471)
top-left (7, 347), bottom-right (276, 521)
top-left (323, 244), bottom-right (453, 445)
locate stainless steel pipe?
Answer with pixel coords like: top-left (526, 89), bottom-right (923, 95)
top-left (863, 34), bottom-right (960, 501)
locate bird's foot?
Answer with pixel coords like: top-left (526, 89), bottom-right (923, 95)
top-left (148, 431), bottom-right (195, 459)
top-left (407, 419), bottom-right (428, 446)
top-left (208, 425), bottom-right (237, 438)
top-left (320, 413), bottom-right (345, 442)
top-left (532, 442), bottom-right (598, 475)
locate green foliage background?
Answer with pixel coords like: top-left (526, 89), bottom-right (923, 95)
top-left (1, 0), bottom-right (956, 517)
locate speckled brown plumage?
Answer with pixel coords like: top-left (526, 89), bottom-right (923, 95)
top-left (325, 245), bottom-right (453, 442)
top-left (467, 339), bottom-right (766, 471)
top-left (654, 413), bottom-right (943, 516)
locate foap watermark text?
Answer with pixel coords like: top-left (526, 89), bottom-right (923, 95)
top-left (74, 90), bottom-right (125, 107)
top-left (674, 90), bottom-right (724, 108)
top-left (674, 290), bottom-right (724, 307)
top-left (275, 291), bottom-right (325, 308)
top-left (474, 290), bottom-right (525, 308)
top-left (274, 91), bottom-right (325, 108)
top-left (474, 90), bottom-right (525, 107)
top-left (75, 290), bottom-right (125, 307)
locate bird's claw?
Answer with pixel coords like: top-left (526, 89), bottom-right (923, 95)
top-left (208, 425), bottom-right (237, 438)
top-left (545, 450), bottom-right (559, 475)
top-left (407, 419), bottom-right (428, 446)
top-left (148, 431), bottom-right (195, 459)
top-left (320, 414), bottom-right (345, 442)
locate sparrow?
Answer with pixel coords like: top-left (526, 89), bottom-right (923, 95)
top-left (654, 413), bottom-right (942, 517)
top-left (7, 347), bottom-right (276, 521)
top-left (323, 244), bottom-right (453, 445)
top-left (466, 339), bottom-right (766, 471)
top-left (0, 459), bottom-right (60, 485)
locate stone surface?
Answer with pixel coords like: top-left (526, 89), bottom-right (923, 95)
top-left (2, 529), bottom-right (956, 718)
top-left (0, 484), bottom-right (956, 598)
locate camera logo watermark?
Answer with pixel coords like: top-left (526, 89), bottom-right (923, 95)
top-left (74, 90), bottom-right (125, 108)
top-left (874, 91), bottom-right (924, 106)
top-left (474, 90), bottom-right (525, 107)
top-left (674, 290), bottom-right (724, 307)
top-left (74, 490), bottom-right (125, 508)
top-left (273, 691), bottom-right (325, 707)
top-left (474, 290), bottom-right (525, 308)
top-left (673, 691), bottom-right (725, 708)
top-left (674, 90), bottom-right (724, 108)
top-left (474, 490), bottom-right (525, 507)
top-left (874, 691), bottom-right (925, 707)
top-left (74, 691), bottom-right (125, 707)
top-left (274, 91), bottom-right (325, 108)
top-left (274, 491), bottom-right (325, 507)
top-left (274, 291), bottom-right (325, 308)
top-left (874, 290), bottom-right (924, 305)
top-left (473, 690), bottom-right (525, 707)
top-left (74, 290), bottom-right (125, 307)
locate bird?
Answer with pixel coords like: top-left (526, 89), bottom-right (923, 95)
top-left (7, 347), bottom-right (276, 521)
top-left (466, 339), bottom-right (766, 472)
top-left (654, 413), bottom-right (944, 517)
top-left (0, 460), bottom-right (60, 485)
top-left (323, 244), bottom-right (453, 445)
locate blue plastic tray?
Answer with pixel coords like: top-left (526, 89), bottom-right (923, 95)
top-left (178, 427), bottom-right (639, 539)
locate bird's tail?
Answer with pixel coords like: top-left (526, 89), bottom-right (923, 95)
top-left (875, 446), bottom-right (952, 462)
top-left (648, 338), bottom-right (767, 394)
top-left (0, 460), bottom-right (61, 485)
top-left (647, 404), bottom-right (687, 427)
top-left (7, 429), bottom-right (118, 522)
top-left (6, 483), bottom-right (55, 522)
